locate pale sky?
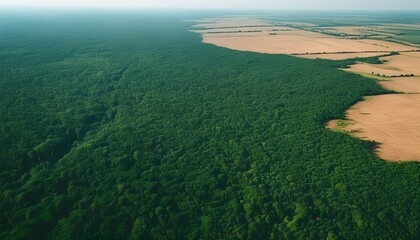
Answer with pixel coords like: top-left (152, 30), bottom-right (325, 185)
top-left (1, 0), bottom-right (420, 10)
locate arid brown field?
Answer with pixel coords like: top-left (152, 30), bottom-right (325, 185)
top-left (327, 95), bottom-right (420, 162)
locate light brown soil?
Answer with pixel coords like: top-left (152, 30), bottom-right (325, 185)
top-left (203, 33), bottom-right (416, 54)
top-left (194, 18), bottom-right (420, 58)
top-left (380, 52), bottom-right (420, 76)
top-left (345, 52), bottom-right (420, 80)
top-left (379, 77), bottom-right (420, 93)
top-left (336, 52), bottom-right (420, 162)
top-left (327, 95), bottom-right (420, 162)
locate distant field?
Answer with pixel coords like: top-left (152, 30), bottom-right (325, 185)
top-left (312, 25), bottom-right (420, 46)
top-left (193, 18), bottom-right (420, 60)
top-left (345, 52), bottom-right (420, 77)
top-left (193, 18), bottom-right (270, 29)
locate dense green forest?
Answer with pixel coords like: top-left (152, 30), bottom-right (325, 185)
top-left (0, 11), bottom-right (419, 239)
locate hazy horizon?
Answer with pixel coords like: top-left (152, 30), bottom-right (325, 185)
top-left (1, 0), bottom-right (420, 11)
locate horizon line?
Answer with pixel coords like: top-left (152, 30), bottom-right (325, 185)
top-left (1, 6), bottom-right (420, 12)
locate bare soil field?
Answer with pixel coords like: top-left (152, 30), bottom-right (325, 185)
top-left (345, 62), bottom-right (409, 77)
top-left (337, 52), bottom-right (420, 162)
top-left (344, 52), bottom-right (420, 88)
top-left (381, 52), bottom-right (420, 75)
top-left (327, 95), bottom-right (420, 162)
top-left (379, 77), bottom-right (420, 93)
top-left (346, 52), bottom-right (420, 76)
top-left (201, 33), bottom-right (416, 55)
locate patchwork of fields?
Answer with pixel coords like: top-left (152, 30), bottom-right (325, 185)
top-left (192, 17), bottom-right (420, 60)
top-left (334, 52), bottom-right (420, 161)
top-left (193, 17), bottom-right (420, 162)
